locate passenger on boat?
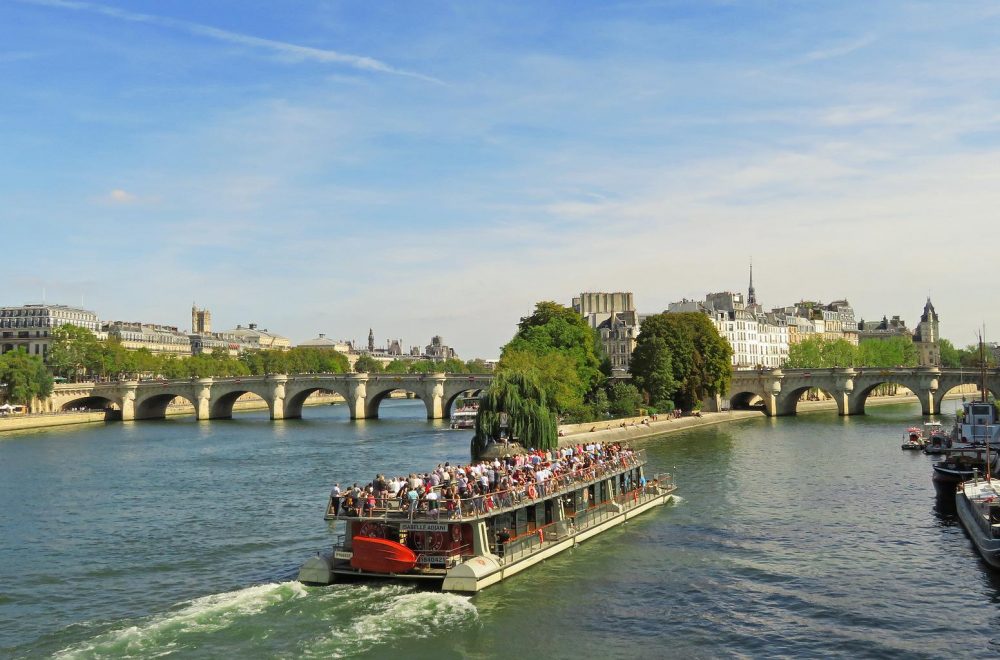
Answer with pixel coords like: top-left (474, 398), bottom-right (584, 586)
top-left (497, 527), bottom-right (511, 557)
top-left (330, 483), bottom-right (341, 515)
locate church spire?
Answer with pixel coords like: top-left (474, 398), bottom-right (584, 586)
top-left (747, 259), bottom-right (757, 306)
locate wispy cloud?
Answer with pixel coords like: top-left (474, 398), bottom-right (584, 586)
top-left (803, 34), bottom-right (876, 62)
top-left (16, 0), bottom-right (444, 84)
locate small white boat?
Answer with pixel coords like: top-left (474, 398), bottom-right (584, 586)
top-left (955, 478), bottom-right (1000, 569)
top-left (901, 426), bottom-right (925, 450)
top-left (449, 395), bottom-right (479, 430)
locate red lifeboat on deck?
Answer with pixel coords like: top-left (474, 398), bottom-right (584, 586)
top-left (350, 536), bottom-right (418, 574)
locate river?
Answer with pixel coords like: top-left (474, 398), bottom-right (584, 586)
top-left (2, 398), bottom-right (998, 658)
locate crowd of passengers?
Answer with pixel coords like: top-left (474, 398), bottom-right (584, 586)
top-left (329, 442), bottom-right (642, 518)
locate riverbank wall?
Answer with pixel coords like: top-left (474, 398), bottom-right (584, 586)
top-left (556, 390), bottom-right (974, 449)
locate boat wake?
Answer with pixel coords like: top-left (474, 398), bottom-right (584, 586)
top-left (669, 495), bottom-right (685, 506)
top-left (302, 585), bottom-right (479, 658)
top-left (54, 581), bottom-right (308, 659)
top-left (51, 581), bottom-right (477, 659)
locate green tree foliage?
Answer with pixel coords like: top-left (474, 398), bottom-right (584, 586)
top-left (498, 301), bottom-right (605, 413)
top-left (630, 335), bottom-right (676, 408)
top-left (498, 349), bottom-right (585, 414)
top-left (465, 358), bottom-right (491, 373)
top-left (607, 382), bottom-right (643, 418)
top-left (784, 336), bottom-right (919, 368)
top-left (630, 313), bottom-right (732, 410)
top-left (382, 359), bottom-right (410, 374)
top-left (47, 324), bottom-right (102, 379)
top-left (939, 339), bottom-right (962, 368)
top-left (352, 354), bottom-right (383, 373)
top-left (473, 371), bottom-right (557, 456)
top-left (0, 350), bottom-right (53, 407)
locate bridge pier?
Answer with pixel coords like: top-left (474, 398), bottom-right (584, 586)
top-left (346, 374), bottom-right (368, 420)
top-left (195, 378), bottom-right (213, 420)
top-left (268, 375), bottom-right (287, 420)
top-left (121, 384), bottom-right (137, 421)
top-left (424, 375), bottom-right (447, 419)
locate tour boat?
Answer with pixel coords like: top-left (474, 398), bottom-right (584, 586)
top-left (298, 445), bottom-right (677, 592)
top-left (920, 422), bottom-right (954, 454)
top-left (955, 478), bottom-right (1000, 569)
top-left (901, 426), bottom-right (925, 451)
top-left (449, 396), bottom-right (479, 430)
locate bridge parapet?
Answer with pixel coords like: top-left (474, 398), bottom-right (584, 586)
top-left (727, 367), bottom-right (991, 417)
top-left (50, 372), bottom-right (495, 422)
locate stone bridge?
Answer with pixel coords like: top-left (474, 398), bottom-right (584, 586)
top-left (49, 373), bottom-right (493, 422)
top-left (719, 367), bottom-right (1000, 417)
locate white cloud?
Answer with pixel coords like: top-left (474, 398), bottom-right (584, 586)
top-left (106, 189), bottom-right (135, 204)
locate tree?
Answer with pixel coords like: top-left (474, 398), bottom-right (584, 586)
top-left (498, 348), bottom-right (585, 414)
top-left (465, 358), bottom-right (491, 373)
top-left (498, 301), bottom-right (606, 415)
top-left (0, 350), bottom-right (53, 408)
top-left (383, 359), bottom-right (410, 374)
top-left (630, 335), bottom-right (676, 408)
top-left (352, 354), bottom-right (383, 373)
top-left (607, 382), bottom-right (643, 418)
top-left (629, 312), bottom-right (732, 411)
top-left (473, 371), bottom-right (557, 456)
top-left (47, 324), bottom-right (102, 380)
top-left (939, 338), bottom-right (962, 368)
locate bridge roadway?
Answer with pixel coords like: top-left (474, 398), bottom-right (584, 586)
top-left (50, 373), bottom-right (493, 422)
top-left (720, 367), bottom-right (1000, 417)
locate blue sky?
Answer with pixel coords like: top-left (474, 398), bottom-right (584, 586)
top-left (3, 1), bottom-right (999, 357)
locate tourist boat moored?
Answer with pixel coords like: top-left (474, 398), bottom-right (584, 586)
top-left (932, 448), bottom-right (1000, 497)
top-left (298, 443), bottom-right (676, 592)
top-left (902, 426), bottom-right (925, 451)
top-left (955, 477), bottom-right (1000, 569)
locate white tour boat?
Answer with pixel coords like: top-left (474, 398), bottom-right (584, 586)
top-left (298, 444), bottom-right (676, 592)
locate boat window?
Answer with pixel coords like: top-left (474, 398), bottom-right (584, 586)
top-left (526, 505), bottom-right (536, 532)
top-left (544, 500), bottom-right (554, 525)
top-left (514, 508), bottom-right (528, 537)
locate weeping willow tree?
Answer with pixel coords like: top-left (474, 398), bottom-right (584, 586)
top-left (472, 371), bottom-right (558, 457)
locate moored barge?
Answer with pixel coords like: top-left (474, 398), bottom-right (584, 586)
top-left (298, 445), bottom-right (676, 592)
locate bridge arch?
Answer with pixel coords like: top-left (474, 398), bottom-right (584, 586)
top-left (209, 389), bottom-right (270, 420)
top-left (60, 395), bottom-right (121, 413)
top-left (729, 390), bottom-right (772, 416)
top-left (363, 383), bottom-right (433, 419)
top-left (775, 384), bottom-right (846, 416)
top-left (283, 386), bottom-right (350, 419)
top-left (846, 378), bottom-right (919, 415)
top-left (134, 391), bottom-right (197, 420)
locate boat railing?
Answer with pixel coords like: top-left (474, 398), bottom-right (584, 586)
top-left (499, 520), bottom-right (560, 564)
top-left (326, 450), bottom-right (647, 523)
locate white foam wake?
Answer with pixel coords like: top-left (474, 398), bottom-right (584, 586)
top-left (55, 581), bottom-right (308, 659)
top-left (304, 588), bottom-right (479, 658)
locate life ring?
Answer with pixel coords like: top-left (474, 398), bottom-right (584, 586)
top-left (527, 484), bottom-right (538, 499)
top-left (451, 525), bottom-right (462, 543)
top-left (537, 529), bottom-right (544, 543)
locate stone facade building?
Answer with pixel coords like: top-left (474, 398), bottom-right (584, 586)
top-left (572, 291), bottom-right (641, 376)
top-left (223, 323), bottom-right (291, 351)
top-left (103, 321), bottom-right (193, 356)
top-left (0, 304), bottom-right (101, 357)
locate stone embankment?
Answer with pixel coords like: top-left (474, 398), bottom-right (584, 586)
top-left (556, 390), bottom-right (974, 448)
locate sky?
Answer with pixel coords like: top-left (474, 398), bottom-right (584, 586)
top-left (2, 0), bottom-right (999, 357)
